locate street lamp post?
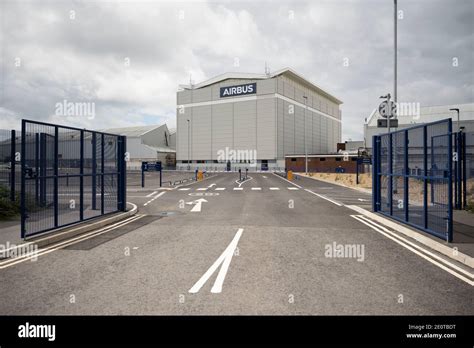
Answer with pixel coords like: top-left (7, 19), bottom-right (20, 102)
top-left (186, 119), bottom-right (190, 170)
top-left (303, 96), bottom-right (308, 174)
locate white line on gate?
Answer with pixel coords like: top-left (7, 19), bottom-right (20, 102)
top-left (189, 228), bottom-right (244, 294)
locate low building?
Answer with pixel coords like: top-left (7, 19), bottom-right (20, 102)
top-left (285, 154), bottom-right (366, 174)
top-left (102, 124), bottom-right (176, 168)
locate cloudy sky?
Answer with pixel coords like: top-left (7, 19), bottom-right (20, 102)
top-left (0, 0), bottom-right (473, 140)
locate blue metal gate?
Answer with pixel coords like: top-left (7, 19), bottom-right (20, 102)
top-left (21, 120), bottom-right (127, 238)
top-left (372, 119), bottom-right (453, 241)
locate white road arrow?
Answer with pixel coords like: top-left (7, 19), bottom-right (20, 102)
top-left (358, 198), bottom-right (368, 202)
top-left (186, 198), bottom-right (208, 212)
top-left (208, 183), bottom-right (216, 188)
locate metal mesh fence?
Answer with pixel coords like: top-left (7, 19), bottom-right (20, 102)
top-left (21, 120), bottom-right (126, 238)
top-left (373, 119), bottom-right (453, 241)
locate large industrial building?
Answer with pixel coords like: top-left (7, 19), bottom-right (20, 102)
top-left (102, 124), bottom-right (176, 168)
top-left (176, 68), bottom-right (343, 171)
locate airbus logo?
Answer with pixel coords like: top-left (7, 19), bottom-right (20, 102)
top-left (220, 83), bottom-right (257, 98)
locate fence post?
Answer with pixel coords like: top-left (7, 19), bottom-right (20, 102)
top-left (118, 135), bottom-right (127, 212)
top-left (101, 133), bottom-right (105, 215)
top-left (79, 130), bottom-right (84, 221)
top-left (423, 125), bottom-right (428, 229)
top-left (457, 131), bottom-right (462, 210)
top-left (372, 136), bottom-right (378, 212)
top-left (447, 120), bottom-right (453, 242)
top-left (404, 130), bottom-right (409, 222)
top-left (10, 130), bottom-right (16, 201)
top-left (92, 132), bottom-right (97, 210)
top-left (20, 121), bottom-right (26, 239)
top-left (388, 133), bottom-right (393, 216)
top-left (462, 132), bottom-right (467, 210)
top-left (54, 127), bottom-right (59, 228)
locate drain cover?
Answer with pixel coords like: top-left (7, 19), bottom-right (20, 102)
top-left (156, 211), bottom-right (182, 217)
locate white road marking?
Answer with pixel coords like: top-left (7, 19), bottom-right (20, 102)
top-left (272, 172), bottom-right (302, 188)
top-left (145, 191), bottom-right (157, 197)
top-left (0, 215), bottom-right (146, 269)
top-left (304, 189), bottom-right (343, 206)
top-left (269, 187), bottom-right (280, 190)
top-left (288, 187), bottom-right (299, 190)
top-left (186, 198), bottom-right (208, 212)
top-left (189, 228), bottom-right (244, 294)
top-left (233, 187), bottom-right (243, 191)
top-left (351, 215), bottom-right (473, 286)
top-left (196, 188), bottom-right (208, 191)
top-left (215, 187), bottom-right (226, 191)
top-left (208, 183), bottom-right (216, 188)
top-left (251, 187), bottom-right (262, 190)
top-left (189, 192), bottom-right (219, 196)
top-left (358, 198), bottom-right (368, 202)
top-left (143, 191), bottom-right (165, 206)
top-left (235, 176), bottom-right (253, 187)
top-left (262, 176), bottom-right (267, 178)
top-left (178, 188), bottom-right (191, 191)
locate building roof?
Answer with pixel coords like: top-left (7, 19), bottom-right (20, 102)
top-left (179, 67), bottom-right (343, 105)
top-left (365, 102), bottom-right (474, 127)
top-left (101, 124), bottom-right (165, 137)
top-left (168, 128), bottom-right (176, 135)
top-left (143, 144), bottom-right (176, 153)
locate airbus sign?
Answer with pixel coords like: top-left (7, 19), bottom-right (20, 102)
top-left (220, 83), bottom-right (257, 98)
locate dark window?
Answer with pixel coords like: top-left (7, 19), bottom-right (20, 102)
top-left (291, 158), bottom-right (297, 162)
top-left (335, 158), bottom-right (342, 162)
top-left (320, 158), bottom-right (326, 161)
top-left (351, 158), bottom-right (357, 161)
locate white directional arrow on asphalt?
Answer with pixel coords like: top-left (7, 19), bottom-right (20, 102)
top-left (358, 198), bottom-right (368, 202)
top-left (186, 198), bottom-right (208, 212)
top-left (207, 183), bottom-right (216, 188)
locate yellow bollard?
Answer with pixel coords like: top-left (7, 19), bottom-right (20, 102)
top-left (287, 170), bottom-right (293, 181)
top-left (197, 171), bottom-right (203, 181)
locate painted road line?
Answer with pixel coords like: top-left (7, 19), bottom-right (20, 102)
top-left (145, 191), bottom-right (157, 197)
top-left (196, 188), bottom-right (208, 191)
top-left (143, 191), bottom-right (166, 206)
top-left (251, 187), bottom-right (262, 190)
top-left (304, 189), bottom-right (343, 206)
top-left (235, 176), bottom-right (253, 187)
top-left (355, 215), bottom-right (473, 280)
top-left (272, 172), bottom-right (302, 188)
top-left (269, 187), bottom-right (280, 190)
top-left (233, 187), bottom-right (243, 191)
top-left (215, 187), bottom-right (226, 191)
top-left (208, 183), bottom-right (216, 188)
top-left (189, 228), bottom-right (244, 294)
top-left (0, 215), bottom-right (146, 269)
top-left (288, 187), bottom-right (299, 190)
top-left (262, 176), bottom-right (267, 178)
top-left (351, 215), bottom-right (473, 286)
top-left (178, 188), bottom-right (191, 191)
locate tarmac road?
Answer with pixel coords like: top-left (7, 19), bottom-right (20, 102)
top-left (0, 172), bottom-right (472, 315)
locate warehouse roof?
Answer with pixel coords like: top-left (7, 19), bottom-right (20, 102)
top-left (179, 67), bottom-right (342, 105)
top-left (365, 102), bottom-right (474, 127)
top-left (101, 124), bottom-right (165, 137)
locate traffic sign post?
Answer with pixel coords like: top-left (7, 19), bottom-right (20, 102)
top-left (141, 161), bottom-right (162, 188)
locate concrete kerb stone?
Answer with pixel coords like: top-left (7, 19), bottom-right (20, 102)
top-left (1, 202), bottom-right (138, 258)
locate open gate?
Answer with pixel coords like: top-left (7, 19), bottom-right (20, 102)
top-left (21, 120), bottom-right (127, 238)
top-left (372, 119), bottom-right (454, 242)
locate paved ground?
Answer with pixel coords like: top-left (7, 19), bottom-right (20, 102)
top-left (0, 172), bottom-right (472, 315)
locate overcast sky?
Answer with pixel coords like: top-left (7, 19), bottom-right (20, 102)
top-left (0, 0), bottom-right (473, 140)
